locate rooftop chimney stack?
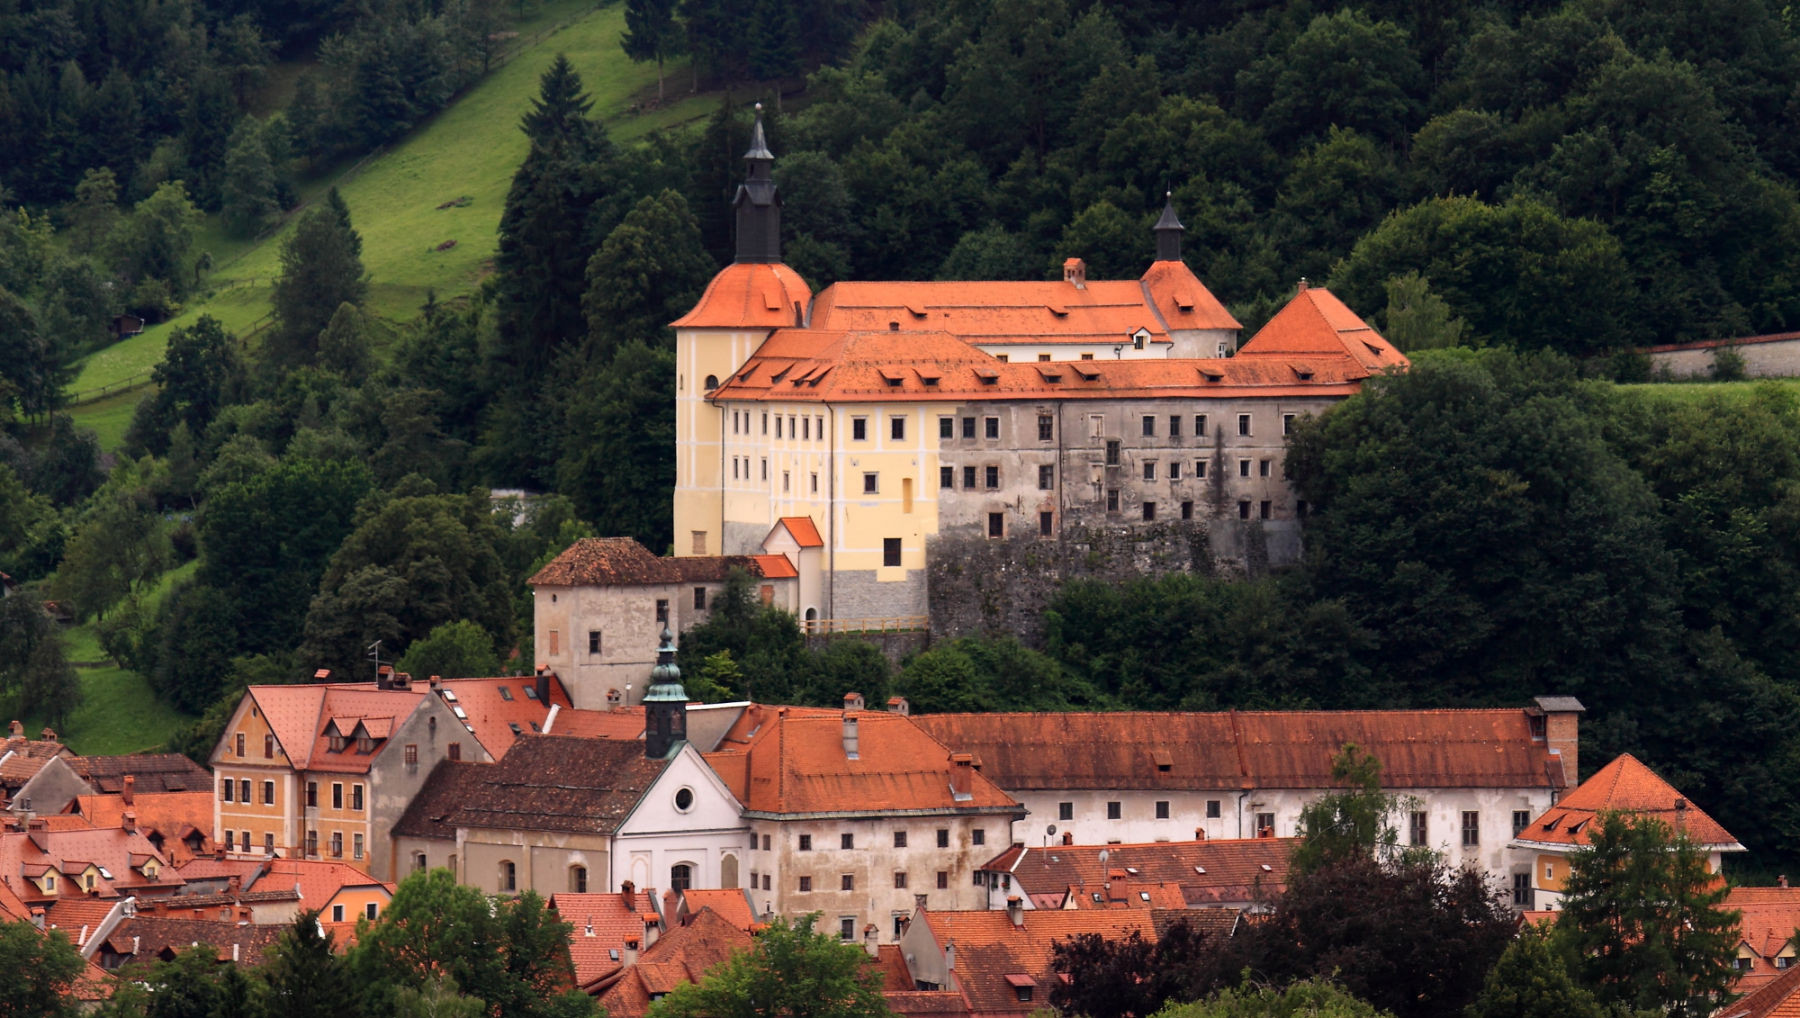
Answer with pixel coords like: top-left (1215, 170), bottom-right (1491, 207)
top-left (1063, 258), bottom-right (1087, 290)
top-left (1533, 697), bottom-right (1586, 788)
top-left (623, 937), bottom-right (640, 968)
top-left (863, 923), bottom-right (879, 957)
top-left (7, 720), bottom-right (21, 739)
top-left (843, 715), bottom-right (860, 761)
top-left (1006, 896), bottom-right (1024, 928)
top-left (950, 753), bottom-right (973, 801)
top-left (122, 811), bottom-right (136, 834)
top-left (887, 696), bottom-right (909, 716)
top-left (122, 774), bottom-right (135, 806)
top-left (843, 692), bottom-right (865, 712)
top-left (536, 667), bottom-right (552, 705)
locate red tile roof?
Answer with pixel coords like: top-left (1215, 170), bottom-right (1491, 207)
top-left (44, 897), bottom-right (122, 947)
top-left (886, 990), bottom-right (973, 1018)
top-left (75, 755), bottom-right (212, 795)
top-left (705, 707), bottom-right (1021, 816)
top-left (676, 888), bottom-right (757, 932)
top-left (1235, 285), bottom-right (1404, 373)
top-left (1728, 887), bottom-right (1800, 991)
top-left (751, 554), bottom-right (798, 579)
top-left (392, 759), bottom-right (491, 840)
top-left (672, 262), bottom-right (812, 330)
top-left (97, 915), bottom-right (285, 968)
top-left (1513, 753), bottom-right (1740, 850)
top-left (70, 792), bottom-right (214, 863)
top-left (545, 707), bottom-right (646, 740)
top-left (530, 538), bottom-right (789, 587)
top-left (979, 838), bottom-right (1293, 908)
top-left (916, 909), bottom-right (1162, 1015)
top-left (551, 889), bottom-right (660, 987)
top-left (436, 675), bottom-right (573, 759)
top-left (446, 736), bottom-right (670, 834)
top-left (0, 827), bottom-right (181, 901)
top-left (809, 278), bottom-right (1177, 346)
top-left (913, 709), bottom-right (1566, 791)
top-left (245, 684), bottom-right (429, 774)
top-left (1140, 260), bottom-right (1242, 333)
top-left (772, 516), bottom-right (823, 548)
top-left (248, 858), bottom-right (390, 910)
top-left (1723, 955), bottom-right (1800, 1018)
top-left (594, 907), bottom-right (753, 1015)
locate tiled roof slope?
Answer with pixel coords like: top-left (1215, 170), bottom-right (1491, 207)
top-left (1514, 753), bottom-right (1739, 849)
top-left (913, 710), bottom-right (1563, 791)
top-left (250, 858), bottom-right (391, 909)
top-left (551, 888), bottom-right (660, 987)
top-left (1728, 886), bottom-right (1800, 991)
top-left (0, 827), bottom-right (180, 901)
top-left (921, 909), bottom-right (1161, 1014)
top-left (771, 516), bottom-right (822, 548)
top-left (1235, 285), bottom-right (1405, 373)
top-left (595, 907), bottom-right (752, 1015)
top-left (529, 537), bottom-right (782, 587)
top-left (704, 707), bottom-right (1020, 816)
top-left (75, 755), bottom-right (212, 794)
top-left (446, 736), bottom-right (668, 834)
top-left (1723, 956), bottom-right (1800, 1018)
top-left (979, 838), bottom-right (1293, 908)
top-left (392, 759), bottom-right (490, 840)
top-left (436, 675), bottom-right (573, 760)
top-left (677, 888), bottom-right (757, 931)
top-left (711, 329), bottom-right (1366, 405)
top-left (546, 707), bottom-right (646, 740)
top-left (97, 915), bottom-right (284, 968)
top-left (672, 262), bottom-right (812, 330)
top-left (246, 684), bottom-right (427, 773)
top-left (71, 791), bottom-right (214, 861)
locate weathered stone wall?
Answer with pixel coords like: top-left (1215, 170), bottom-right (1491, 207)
top-left (802, 630), bottom-right (930, 669)
top-left (926, 521), bottom-right (1213, 645)
top-left (1647, 336), bottom-right (1800, 378)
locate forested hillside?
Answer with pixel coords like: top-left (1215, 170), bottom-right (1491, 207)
top-left (5, 0), bottom-right (1800, 875)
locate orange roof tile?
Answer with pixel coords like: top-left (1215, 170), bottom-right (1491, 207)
top-left (916, 909), bottom-right (1161, 1014)
top-left (75, 755), bottom-right (212, 795)
top-left (249, 858), bottom-right (389, 909)
top-left (1723, 955), bottom-right (1800, 1018)
top-left (678, 888), bottom-right (757, 932)
top-left (704, 708), bottom-right (1020, 817)
top-left (1513, 754), bottom-right (1740, 850)
top-left (750, 553), bottom-right (798, 579)
top-left (913, 709), bottom-right (1565, 791)
top-left (551, 889), bottom-right (659, 987)
top-left (44, 897), bottom-right (121, 947)
top-left (530, 538), bottom-right (788, 587)
top-left (545, 707), bottom-right (646, 740)
top-left (1236, 286), bottom-right (1405, 373)
top-left (245, 684), bottom-right (428, 773)
top-left (979, 838), bottom-right (1293, 908)
top-left (1139, 260), bottom-right (1241, 332)
top-left (595, 908), bottom-right (753, 1015)
top-left (446, 736), bottom-right (670, 834)
top-left (773, 517), bottom-right (823, 548)
top-left (435, 675), bottom-right (573, 759)
top-left (885, 990), bottom-right (972, 1018)
top-left (672, 262), bottom-right (812, 330)
top-left (70, 792), bottom-right (214, 863)
top-left (1728, 886), bottom-right (1800, 991)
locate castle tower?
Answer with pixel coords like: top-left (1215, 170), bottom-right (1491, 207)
top-left (643, 625), bottom-right (688, 759)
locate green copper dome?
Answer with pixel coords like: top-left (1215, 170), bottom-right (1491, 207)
top-left (644, 625), bottom-right (686, 702)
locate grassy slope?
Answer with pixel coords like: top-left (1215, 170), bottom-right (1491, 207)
top-left (31, 561), bottom-right (199, 755)
top-left (70, 2), bottom-right (714, 421)
top-left (1621, 378), bottom-right (1800, 402)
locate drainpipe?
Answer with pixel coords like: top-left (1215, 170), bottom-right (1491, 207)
top-left (1237, 790), bottom-right (1250, 840)
top-left (826, 402), bottom-right (837, 622)
top-left (1056, 403), bottom-right (1067, 547)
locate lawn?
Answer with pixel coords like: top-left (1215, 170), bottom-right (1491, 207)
top-left (31, 560), bottom-right (200, 755)
top-left (1621, 378), bottom-right (1800, 402)
top-left (69, 0), bottom-right (717, 437)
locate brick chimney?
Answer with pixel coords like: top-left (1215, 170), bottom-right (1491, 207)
top-left (122, 774), bottom-right (135, 806)
top-left (7, 720), bottom-right (21, 740)
top-left (39, 728), bottom-right (55, 742)
top-left (621, 879), bottom-right (635, 901)
top-left (1062, 831), bottom-right (1073, 845)
top-left (1195, 827), bottom-right (1206, 841)
top-left (1532, 696), bottom-right (1586, 791)
top-left (391, 671), bottom-right (411, 690)
top-left (376, 665), bottom-right (393, 691)
top-left (886, 697), bottom-right (909, 716)
top-left (121, 811), bottom-right (136, 834)
top-left (642, 912), bottom-right (661, 948)
top-left (950, 754), bottom-right (973, 801)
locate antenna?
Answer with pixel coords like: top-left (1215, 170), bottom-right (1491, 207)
top-left (367, 640), bottom-right (386, 683)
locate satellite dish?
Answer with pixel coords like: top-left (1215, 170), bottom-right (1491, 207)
top-left (1046, 824), bottom-right (1057, 836)
top-left (1098, 849), bottom-right (1109, 864)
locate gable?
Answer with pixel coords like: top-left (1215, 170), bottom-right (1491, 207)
top-left (617, 744), bottom-right (745, 837)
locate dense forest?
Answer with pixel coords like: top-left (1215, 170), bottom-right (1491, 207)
top-left (5, 0), bottom-right (1800, 879)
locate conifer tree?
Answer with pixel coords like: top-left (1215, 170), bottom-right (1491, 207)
top-left (268, 189), bottom-right (367, 368)
top-left (260, 910), bottom-right (357, 1018)
top-left (622, 0), bottom-right (683, 102)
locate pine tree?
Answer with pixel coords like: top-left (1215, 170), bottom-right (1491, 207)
top-left (261, 911), bottom-right (357, 1018)
top-left (268, 192), bottom-right (367, 369)
top-left (519, 54), bottom-right (597, 152)
top-left (622, 0), bottom-right (682, 102)
top-left (221, 117), bottom-right (279, 237)
top-left (1466, 928), bottom-right (1608, 1018)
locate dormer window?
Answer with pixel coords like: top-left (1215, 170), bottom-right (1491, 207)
top-left (356, 736), bottom-right (374, 754)
top-left (328, 735), bottom-right (346, 753)
top-left (497, 686), bottom-right (513, 701)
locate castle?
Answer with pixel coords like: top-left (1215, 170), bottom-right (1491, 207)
top-left (667, 109), bottom-right (1406, 630)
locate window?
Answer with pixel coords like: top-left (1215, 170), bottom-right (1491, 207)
top-left (694, 586), bottom-right (707, 610)
top-left (671, 864), bottom-right (692, 890)
top-left (962, 417), bottom-right (976, 439)
top-left (499, 861), bottom-right (516, 892)
top-left (1105, 440), bottom-right (1120, 466)
top-left (988, 513), bottom-right (1004, 538)
top-left (1409, 811), bottom-right (1428, 846)
top-left (264, 734), bottom-right (274, 758)
top-left (1016, 985), bottom-right (1034, 1003)
top-left (1195, 460), bottom-right (1207, 478)
top-left (1181, 501), bottom-right (1193, 520)
top-left (1039, 511), bottom-right (1054, 536)
top-left (884, 539), bottom-right (902, 568)
top-left (841, 874), bottom-right (855, 890)
top-left (265, 832), bottom-right (274, 854)
top-left (1107, 489), bottom-right (1119, 513)
top-left (891, 416), bottom-right (906, 440)
top-left (1038, 415), bottom-right (1053, 441)
top-left (353, 833), bottom-right (364, 860)
top-left (239, 779), bottom-right (251, 802)
top-left (1510, 873), bottom-right (1532, 908)
top-left (1206, 800), bottom-right (1221, 818)
top-left (675, 788), bottom-right (695, 811)
top-left (985, 417), bottom-right (999, 439)
top-left (222, 779), bottom-right (234, 803)
top-left (307, 831), bottom-right (318, 856)
top-left (1168, 415), bottom-right (1181, 438)
top-left (762, 874), bottom-right (771, 890)
top-left (802, 417), bottom-right (810, 440)
top-left (852, 417), bottom-right (867, 440)
top-left (863, 472), bottom-right (878, 494)
top-left (841, 833), bottom-right (855, 850)
top-left (332, 783), bottom-right (343, 809)
top-left (1239, 459), bottom-right (1251, 477)
top-left (1283, 414), bottom-right (1295, 435)
top-left (799, 876), bottom-right (813, 892)
top-left (588, 630), bottom-right (601, 655)
top-left (1195, 414), bottom-right (1207, 436)
top-left (937, 871), bottom-right (949, 888)
top-left (985, 465), bottom-right (999, 489)
top-left (448, 742), bottom-right (461, 761)
top-left (366, 902), bottom-right (378, 921)
top-left (1038, 353), bottom-right (1051, 361)
top-left (775, 416), bottom-right (782, 438)
top-left (236, 733), bottom-right (245, 756)
top-left (691, 531), bottom-right (707, 555)
top-left (1259, 459), bottom-right (1271, 477)
top-left (1107, 801), bottom-right (1122, 820)
top-left (1058, 802), bottom-right (1074, 820)
top-left (937, 829), bottom-right (950, 848)
top-left (405, 744), bottom-right (417, 767)
top-left (1142, 416), bottom-right (1156, 437)
top-left (332, 904), bottom-right (345, 922)
top-left (811, 472), bottom-right (819, 493)
top-left (840, 917), bottom-right (856, 940)
top-left (894, 831), bottom-right (908, 848)
top-left (799, 834), bottom-right (812, 851)
top-left (1237, 414), bottom-right (1251, 436)
top-left (762, 835), bottom-right (771, 850)
top-left (1238, 500), bottom-right (1250, 519)
top-left (1256, 812), bottom-right (1276, 836)
top-left (1143, 461), bottom-right (1156, 481)
top-left (963, 466), bottom-right (976, 488)
top-left (1462, 811), bottom-right (1481, 847)
top-left (1155, 801), bottom-right (1170, 819)
top-left (762, 412), bottom-right (769, 434)
top-left (414, 852), bottom-right (427, 873)
top-left (1142, 502), bottom-right (1156, 521)
top-left (1259, 500), bottom-right (1271, 519)
top-left (656, 599), bottom-right (669, 622)
top-left (760, 459), bottom-right (767, 480)
top-left (940, 417), bottom-right (955, 438)
top-left (1169, 461), bottom-right (1181, 481)
top-left (1513, 810), bottom-right (1531, 836)
top-left (1038, 464), bottom-right (1054, 489)
top-left (941, 466), bottom-right (954, 488)
top-left (331, 832), bottom-right (343, 858)
top-left (262, 780), bottom-right (274, 805)
top-left (895, 872), bottom-right (908, 889)
top-left (352, 784), bottom-right (364, 811)
top-left (972, 829), bottom-right (986, 845)
top-left (783, 471), bottom-right (790, 492)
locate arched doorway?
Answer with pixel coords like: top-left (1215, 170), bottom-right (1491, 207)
top-left (720, 854), bottom-right (739, 889)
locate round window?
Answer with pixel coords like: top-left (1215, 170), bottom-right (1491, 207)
top-left (674, 787), bottom-right (695, 812)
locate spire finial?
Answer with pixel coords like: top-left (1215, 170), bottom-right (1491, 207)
top-left (1153, 193), bottom-right (1185, 262)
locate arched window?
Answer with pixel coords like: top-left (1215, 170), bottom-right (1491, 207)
top-left (720, 855), bottom-right (739, 889)
top-left (804, 607), bottom-right (818, 632)
top-left (499, 860), bottom-right (516, 892)
top-left (704, 374), bottom-right (719, 391)
top-left (570, 865), bottom-right (588, 893)
top-left (670, 864), bottom-right (692, 891)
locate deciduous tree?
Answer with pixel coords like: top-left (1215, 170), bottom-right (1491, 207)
top-left (652, 913), bottom-right (892, 1018)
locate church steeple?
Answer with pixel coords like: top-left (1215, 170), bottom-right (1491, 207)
top-left (733, 103), bottom-right (782, 263)
top-left (1153, 191), bottom-right (1184, 262)
top-left (643, 625), bottom-right (688, 759)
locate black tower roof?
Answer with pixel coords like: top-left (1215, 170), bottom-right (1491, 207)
top-left (1153, 191), bottom-right (1184, 262)
top-left (733, 103), bottom-right (782, 263)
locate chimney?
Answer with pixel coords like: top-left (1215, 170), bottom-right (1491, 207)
top-left (7, 720), bottom-right (21, 739)
top-left (26, 817), bottom-right (45, 831)
top-left (1195, 827), bottom-right (1206, 841)
top-left (1675, 798), bottom-right (1688, 837)
top-left (1063, 258), bottom-right (1087, 290)
top-left (843, 715), bottom-right (859, 760)
top-left (227, 874), bottom-right (240, 894)
top-left (376, 665), bottom-right (393, 691)
top-left (843, 692), bottom-right (865, 712)
top-left (1062, 832), bottom-right (1073, 846)
top-left (621, 879), bottom-right (636, 900)
top-left (584, 917), bottom-right (595, 937)
top-left (122, 811), bottom-right (136, 834)
top-left (1005, 896), bottom-right (1024, 928)
top-left (391, 671), bottom-right (410, 690)
top-left (536, 667), bottom-right (552, 705)
top-left (623, 937), bottom-right (640, 968)
top-left (945, 941), bottom-right (955, 972)
top-left (122, 774), bottom-right (135, 806)
top-left (39, 728), bottom-right (54, 743)
top-left (887, 697), bottom-right (909, 716)
top-left (429, 674), bottom-right (442, 689)
top-left (950, 754), bottom-right (973, 800)
top-left (29, 907), bottom-right (43, 929)
top-left (1533, 697), bottom-right (1585, 789)
top-left (1296, 277), bottom-right (1310, 293)
top-left (643, 913), bottom-right (661, 948)
top-left (862, 923), bottom-right (879, 957)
